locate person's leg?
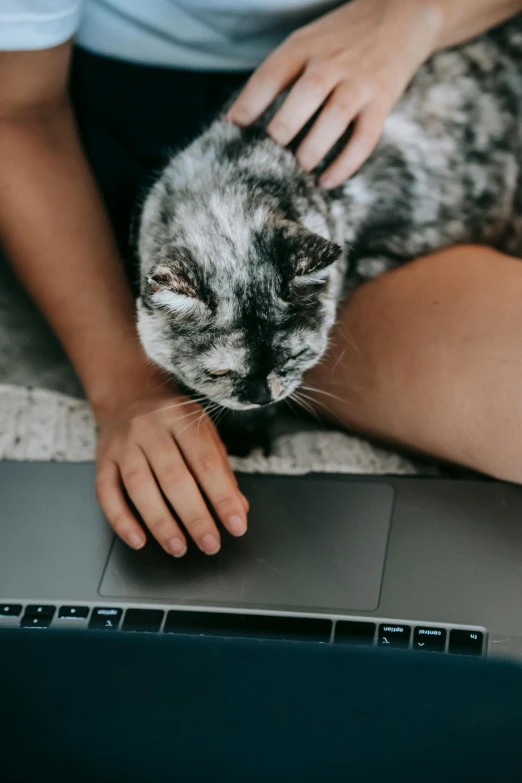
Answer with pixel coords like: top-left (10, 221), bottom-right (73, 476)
top-left (305, 244), bottom-right (522, 482)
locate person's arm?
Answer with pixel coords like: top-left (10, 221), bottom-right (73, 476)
top-left (227, 0), bottom-right (522, 188)
top-left (0, 45), bottom-right (143, 411)
top-left (434, 0), bottom-right (522, 48)
top-left (0, 43), bottom-right (248, 555)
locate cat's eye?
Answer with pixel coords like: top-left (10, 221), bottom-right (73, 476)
top-left (206, 369), bottom-right (230, 377)
top-left (290, 349), bottom-right (308, 360)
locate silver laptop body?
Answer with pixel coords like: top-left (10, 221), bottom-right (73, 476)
top-left (1, 461), bottom-right (521, 660)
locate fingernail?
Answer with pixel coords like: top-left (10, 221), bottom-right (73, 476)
top-left (129, 533), bottom-right (146, 550)
top-left (228, 108), bottom-right (247, 125)
top-left (297, 154), bottom-right (314, 172)
top-left (319, 177), bottom-right (335, 190)
top-left (167, 536), bottom-right (187, 557)
top-left (228, 515), bottom-right (247, 536)
top-left (202, 533), bottom-right (221, 555)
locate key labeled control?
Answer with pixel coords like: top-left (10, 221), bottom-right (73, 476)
top-left (88, 607), bottom-right (122, 631)
top-left (414, 626), bottom-right (446, 652)
top-left (378, 624), bottom-right (411, 649)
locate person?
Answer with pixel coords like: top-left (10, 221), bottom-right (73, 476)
top-left (1, 0), bottom-right (521, 560)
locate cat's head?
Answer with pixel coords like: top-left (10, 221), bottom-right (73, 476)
top-left (137, 134), bottom-right (343, 410)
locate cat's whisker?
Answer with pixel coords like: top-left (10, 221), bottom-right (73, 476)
top-left (330, 346), bottom-right (348, 373)
top-left (175, 408), bottom-right (209, 439)
top-left (298, 388), bottom-right (335, 410)
top-left (169, 398), bottom-right (227, 426)
top-left (322, 335), bottom-right (360, 368)
top-left (204, 403), bottom-right (223, 423)
top-left (168, 407), bottom-right (207, 427)
top-left (212, 407), bottom-right (228, 429)
top-left (338, 326), bottom-right (362, 356)
top-left (297, 389), bottom-right (355, 421)
top-left (288, 394), bottom-right (309, 417)
top-left (296, 395), bottom-right (334, 420)
top-left (290, 391), bottom-right (321, 421)
top-left (196, 404), bottom-right (210, 442)
top-left (146, 396), bottom-right (208, 418)
top-left (300, 385), bottom-right (352, 405)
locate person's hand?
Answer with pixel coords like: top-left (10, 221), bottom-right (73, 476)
top-left (94, 381), bottom-right (249, 557)
top-left (227, 0), bottom-right (441, 188)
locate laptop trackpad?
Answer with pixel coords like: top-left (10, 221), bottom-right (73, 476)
top-left (99, 476), bottom-right (394, 614)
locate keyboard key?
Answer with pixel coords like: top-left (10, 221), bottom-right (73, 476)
top-left (414, 627), bottom-right (447, 652)
top-left (164, 611), bottom-right (332, 642)
top-left (0, 604), bottom-right (22, 617)
top-left (449, 630), bottom-right (484, 657)
top-left (20, 616), bottom-right (52, 629)
top-left (58, 606), bottom-right (90, 620)
top-left (378, 624), bottom-right (411, 649)
top-left (123, 609), bottom-right (164, 633)
top-left (88, 607), bottom-right (122, 631)
top-left (25, 605), bottom-right (55, 618)
top-left (334, 621), bottom-right (376, 646)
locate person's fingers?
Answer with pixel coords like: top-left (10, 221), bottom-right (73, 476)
top-left (296, 82), bottom-right (365, 172)
top-left (226, 41), bottom-right (304, 126)
top-left (172, 415), bottom-right (249, 538)
top-left (265, 61), bottom-right (341, 147)
top-left (209, 426), bottom-right (250, 512)
top-left (95, 459), bottom-right (148, 551)
top-left (119, 445), bottom-right (189, 557)
top-left (138, 425), bottom-right (228, 554)
top-left (319, 101), bottom-right (387, 188)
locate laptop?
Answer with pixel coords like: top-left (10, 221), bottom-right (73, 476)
top-left (1, 460), bottom-right (521, 660)
top-left (3, 626), bottom-right (522, 782)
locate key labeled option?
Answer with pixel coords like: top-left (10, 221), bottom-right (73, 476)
top-left (0, 604), bottom-right (22, 617)
top-left (414, 626), bottom-right (447, 652)
top-left (58, 606), bottom-right (90, 620)
top-left (449, 629), bottom-right (483, 657)
top-left (88, 607), bottom-right (122, 631)
top-left (378, 624), bottom-right (411, 649)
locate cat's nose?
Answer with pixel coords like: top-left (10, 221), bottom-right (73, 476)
top-left (243, 378), bottom-right (273, 406)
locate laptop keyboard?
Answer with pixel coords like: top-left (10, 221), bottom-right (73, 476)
top-left (0, 602), bottom-right (485, 655)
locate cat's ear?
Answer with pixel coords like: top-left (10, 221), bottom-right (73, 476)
top-left (275, 221), bottom-right (342, 281)
top-left (145, 261), bottom-right (201, 313)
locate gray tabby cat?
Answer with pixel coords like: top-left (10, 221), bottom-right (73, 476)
top-left (138, 17), bottom-right (522, 415)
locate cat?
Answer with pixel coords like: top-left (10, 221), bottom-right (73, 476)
top-left (137, 16), bottom-right (522, 453)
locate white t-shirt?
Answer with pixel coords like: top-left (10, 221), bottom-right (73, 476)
top-left (0, 0), bottom-right (344, 70)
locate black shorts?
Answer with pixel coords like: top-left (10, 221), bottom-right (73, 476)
top-left (70, 48), bottom-right (251, 290)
